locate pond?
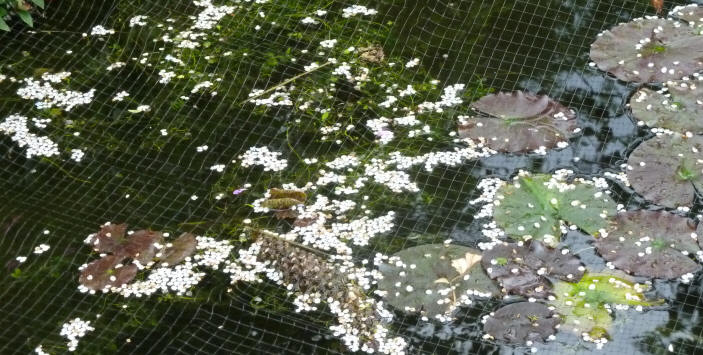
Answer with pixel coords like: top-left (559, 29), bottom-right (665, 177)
top-left (1, 0), bottom-right (702, 354)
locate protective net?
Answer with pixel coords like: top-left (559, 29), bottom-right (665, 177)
top-left (1, 0), bottom-right (703, 354)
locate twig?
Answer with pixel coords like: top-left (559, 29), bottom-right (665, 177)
top-left (241, 61), bottom-right (332, 104)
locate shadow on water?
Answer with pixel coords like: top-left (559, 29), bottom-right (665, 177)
top-left (1, 0), bottom-right (702, 354)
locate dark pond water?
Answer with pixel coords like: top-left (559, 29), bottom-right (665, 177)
top-left (1, 0), bottom-right (702, 354)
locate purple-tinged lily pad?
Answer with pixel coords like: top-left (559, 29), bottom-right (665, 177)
top-left (626, 134), bottom-right (703, 208)
top-left (590, 17), bottom-right (703, 83)
top-left (378, 244), bottom-right (499, 318)
top-left (494, 174), bottom-right (617, 246)
top-left (669, 4), bottom-right (703, 26)
top-left (88, 223), bottom-right (128, 253)
top-left (457, 91), bottom-right (578, 153)
top-left (595, 210), bottom-right (700, 279)
top-left (117, 230), bottom-right (164, 264)
top-left (630, 80), bottom-right (703, 134)
top-left (159, 232), bottom-right (197, 266)
top-left (79, 254), bottom-right (138, 291)
top-left (483, 302), bottom-right (560, 344)
top-left (481, 241), bottom-right (585, 298)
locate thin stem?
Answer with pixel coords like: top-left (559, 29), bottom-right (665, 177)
top-left (241, 61), bottom-right (332, 104)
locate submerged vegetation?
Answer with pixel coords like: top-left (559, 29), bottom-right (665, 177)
top-left (2, 0), bottom-right (703, 354)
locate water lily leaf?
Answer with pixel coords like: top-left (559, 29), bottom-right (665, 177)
top-left (494, 174), bottom-right (617, 246)
top-left (630, 81), bottom-right (703, 134)
top-left (260, 188), bottom-right (306, 209)
top-left (88, 223), bottom-right (128, 253)
top-left (626, 134), bottom-right (703, 207)
top-left (117, 229), bottom-right (164, 264)
top-left (590, 17), bottom-right (703, 83)
top-left (669, 4), bottom-right (703, 27)
top-left (159, 232), bottom-right (197, 266)
top-left (595, 210), bottom-right (700, 279)
top-left (551, 272), bottom-right (660, 339)
top-left (483, 302), bottom-right (560, 344)
top-left (481, 241), bottom-right (585, 298)
top-left (378, 244), bottom-right (499, 318)
top-left (79, 254), bottom-right (138, 291)
top-left (457, 91), bottom-right (578, 153)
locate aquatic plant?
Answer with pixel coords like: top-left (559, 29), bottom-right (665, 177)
top-left (626, 134), bottom-right (703, 208)
top-left (377, 243), bottom-right (497, 320)
top-left (492, 172), bottom-right (617, 246)
top-left (550, 272), bottom-right (661, 345)
top-left (0, 0), bottom-right (43, 31)
top-left (482, 302), bottom-right (560, 344)
top-left (457, 91), bottom-right (579, 153)
top-left (629, 78), bottom-right (703, 135)
top-left (481, 240), bottom-right (585, 298)
top-left (590, 13), bottom-right (703, 83)
top-left (595, 210), bottom-right (701, 279)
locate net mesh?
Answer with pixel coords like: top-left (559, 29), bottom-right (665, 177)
top-left (1, 0), bottom-right (702, 354)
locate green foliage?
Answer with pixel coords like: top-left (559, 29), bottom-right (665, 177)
top-left (0, 0), bottom-right (43, 31)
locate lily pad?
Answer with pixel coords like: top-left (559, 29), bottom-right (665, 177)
top-left (458, 91), bottom-right (578, 153)
top-left (629, 80), bottom-right (703, 134)
top-left (483, 302), bottom-right (560, 344)
top-left (481, 241), bottom-right (585, 298)
top-left (378, 244), bottom-right (499, 318)
top-left (595, 210), bottom-right (700, 279)
top-left (88, 223), bottom-right (128, 253)
top-left (260, 188), bottom-right (306, 209)
top-left (590, 17), bottom-right (703, 83)
top-left (669, 4), bottom-right (703, 27)
top-left (626, 134), bottom-right (703, 207)
top-left (159, 232), bottom-right (197, 266)
top-left (117, 230), bottom-right (164, 264)
top-left (79, 254), bottom-right (138, 291)
top-left (551, 272), bottom-right (660, 339)
top-left (494, 174), bottom-right (617, 246)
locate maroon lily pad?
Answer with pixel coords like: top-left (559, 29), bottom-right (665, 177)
top-left (458, 91), bottom-right (578, 153)
top-left (590, 17), bottom-right (703, 83)
top-left (626, 134), bottom-right (703, 208)
top-left (481, 241), bottom-right (585, 298)
top-left (595, 210), bottom-right (701, 279)
top-left (79, 254), bottom-right (138, 291)
top-left (88, 223), bottom-right (128, 253)
top-left (159, 232), bottom-right (197, 266)
top-left (629, 80), bottom-right (703, 134)
top-left (117, 230), bottom-right (164, 264)
top-left (483, 302), bottom-right (560, 344)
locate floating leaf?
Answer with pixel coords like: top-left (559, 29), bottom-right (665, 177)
top-left (590, 17), bottom-right (703, 83)
top-left (483, 302), bottom-right (560, 344)
top-left (117, 230), bottom-right (164, 264)
top-left (551, 272), bottom-right (660, 339)
top-left (260, 188), bottom-right (306, 210)
top-left (79, 255), bottom-right (138, 291)
top-left (493, 174), bottom-right (617, 246)
top-left (159, 232), bottom-right (197, 266)
top-left (378, 244), bottom-right (499, 318)
top-left (88, 223), bottom-right (128, 253)
top-left (595, 210), bottom-right (700, 279)
top-left (481, 241), bottom-right (585, 298)
top-left (626, 134), bottom-right (703, 207)
top-left (669, 4), bottom-right (703, 26)
top-left (458, 91), bottom-right (578, 153)
top-left (629, 81), bottom-right (703, 134)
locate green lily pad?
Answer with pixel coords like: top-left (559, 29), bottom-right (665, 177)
top-left (590, 17), bottom-right (703, 83)
top-left (481, 241), bottom-right (585, 298)
top-left (377, 244), bottom-right (499, 318)
top-left (595, 210), bottom-right (700, 279)
top-left (159, 232), bottom-right (197, 266)
top-left (551, 272), bottom-right (660, 339)
top-left (483, 302), bottom-right (560, 344)
top-left (626, 134), bottom-right (703, 207)
top-left (629, 80), bottom-right (703, 134)
top-left (79, 254), bottom-right (138, 291)
top-left (457, 91), bottom-right (578, 153)
top-left (260, 188), bottom-right (307, 209)
top-left (493, 174), bottom-right (617, 246)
